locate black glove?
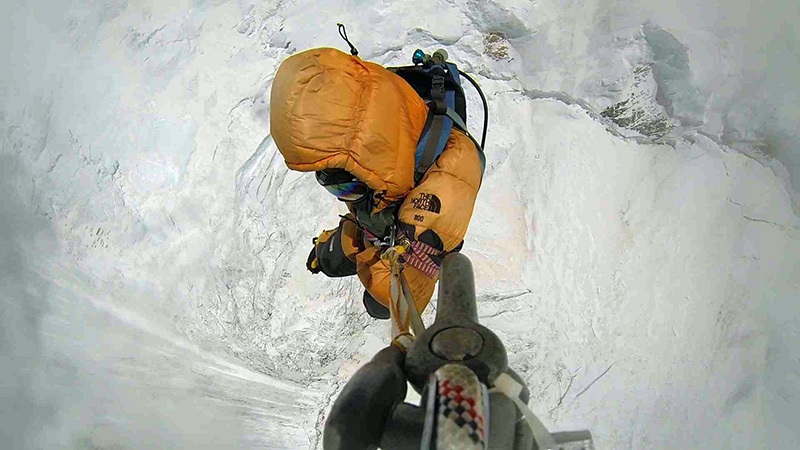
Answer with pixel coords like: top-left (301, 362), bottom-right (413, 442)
top-left (306, 240), bottom-right (322, 274)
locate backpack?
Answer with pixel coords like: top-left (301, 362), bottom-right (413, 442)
top-left (337, 24), bottom-right (488, 185)
top-left (387, 49), bottom-right (487, 184)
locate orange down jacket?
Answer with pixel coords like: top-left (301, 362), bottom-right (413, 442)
top-left (271, 47), bottom-right (483, 312)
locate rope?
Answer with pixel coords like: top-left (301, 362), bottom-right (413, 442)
top-left (340, 214), bottom-right (428, 338)
top-left (383, 245), bottom-right (425, 339)
top-left (429, 364), bottom-right (487, 450)
top-left (488, 373), bottom-right (557, 450)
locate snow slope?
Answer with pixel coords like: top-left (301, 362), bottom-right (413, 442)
top-left (2, 0), bottom-right (798, 448)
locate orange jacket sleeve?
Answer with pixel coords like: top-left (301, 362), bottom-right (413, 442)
top-left (398, 131), bottom-right (483, 251)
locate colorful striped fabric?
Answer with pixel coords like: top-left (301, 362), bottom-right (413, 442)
top-left (402, 240), bottom-right (443, 279)
top-left (361, 227), bottom-right (443, 279)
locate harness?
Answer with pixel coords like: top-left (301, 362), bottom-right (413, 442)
top-left (341, 214), bottom-right (444, 279)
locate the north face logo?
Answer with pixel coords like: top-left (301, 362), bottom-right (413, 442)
top-left (410, 193), bottom-right (441, 214)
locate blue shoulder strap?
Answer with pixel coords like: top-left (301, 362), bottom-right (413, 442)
top-left (413, 63), bottom-right (460, 184)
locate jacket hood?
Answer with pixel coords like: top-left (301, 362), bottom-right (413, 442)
top-left (270, 47), bottom-right (429, 201)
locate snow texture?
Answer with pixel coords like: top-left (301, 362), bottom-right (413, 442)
top-left (1, 0), bottom-right (798, 449)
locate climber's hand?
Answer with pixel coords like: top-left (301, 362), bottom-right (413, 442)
top-left (306, 239), bottom-right (322, 274)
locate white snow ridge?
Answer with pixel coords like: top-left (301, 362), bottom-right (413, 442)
top-left (1, 0), bottom-right (798, 449)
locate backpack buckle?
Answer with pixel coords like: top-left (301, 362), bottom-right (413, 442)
top-left (431, 75), bottom-right (445, 101)
top-left (429, 100), bottom-right (447, 114)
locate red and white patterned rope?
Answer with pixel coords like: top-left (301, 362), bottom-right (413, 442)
top-left (435, 364), bottom-right (486, 449)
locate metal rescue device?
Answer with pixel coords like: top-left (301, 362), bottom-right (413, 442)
top-left (323, 253), bottom-right (595, 450)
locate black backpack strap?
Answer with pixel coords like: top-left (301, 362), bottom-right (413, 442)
top-left (430, 73), bottom-right (446, 111)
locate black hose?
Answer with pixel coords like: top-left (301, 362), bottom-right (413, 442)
top-left (458, 70), bottom-right (488, 150)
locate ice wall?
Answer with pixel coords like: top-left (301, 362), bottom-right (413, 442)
top-left (1, 0), bottom-right (798, 448)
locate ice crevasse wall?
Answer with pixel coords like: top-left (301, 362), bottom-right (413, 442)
top-left (1, 0), bottom-right (798, 449)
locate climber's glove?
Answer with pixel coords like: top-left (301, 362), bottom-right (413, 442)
top-left (306, 238), bottom-right (322, 274)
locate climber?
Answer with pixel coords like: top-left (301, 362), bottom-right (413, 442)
top-left (269, 30), bottom-right (486, 319)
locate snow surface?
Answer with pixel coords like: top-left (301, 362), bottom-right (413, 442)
top-left (2, 0), bottom-right (799, 448)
